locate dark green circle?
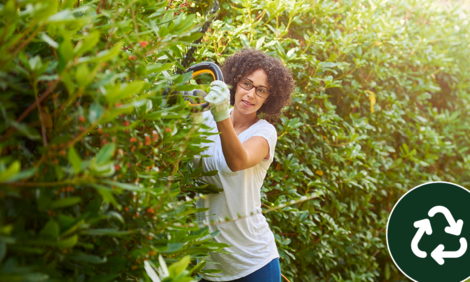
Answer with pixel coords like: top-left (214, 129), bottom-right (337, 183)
top-left (387, 182), bottom-right (470, 282)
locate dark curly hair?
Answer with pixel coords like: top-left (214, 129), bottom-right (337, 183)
top-left (222, 48), bottom-right (295, 121)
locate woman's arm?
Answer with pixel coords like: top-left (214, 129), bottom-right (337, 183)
top-left (203, 80), bottom-right (269, 171)
top-left (216, 118), bottom-right (269, 172)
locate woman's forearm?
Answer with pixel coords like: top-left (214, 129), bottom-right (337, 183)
top-left (216, 118), bottom-right (248, 172)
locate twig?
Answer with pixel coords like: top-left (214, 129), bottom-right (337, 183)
top-left (0, 79), bottom-right (59, 142)
top-left (96, 0), bottom-right (106, 14)
top-left (0, 19), bottom-right (10, 47)
top-left (281, 273), bottom-right (291, 282)
top-left (1, 24), bottom-right (44, 68)
top-left (131, 5), bottom-right (140, 42)
top-left (32, 75), bottom-right (48, 147)
top-left (61, 117), bottom-right (103, 150)
top-left (7, 21), bottom-right (37, 53)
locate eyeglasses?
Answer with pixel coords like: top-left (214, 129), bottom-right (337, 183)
top-left (238, 79), bottom-right (269, 99)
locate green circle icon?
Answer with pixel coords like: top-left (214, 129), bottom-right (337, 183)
top-left (387, 182), bottom-right (470, 282)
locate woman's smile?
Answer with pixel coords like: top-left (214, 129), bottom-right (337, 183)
top-left (242, 99), bottom-right (255, 107)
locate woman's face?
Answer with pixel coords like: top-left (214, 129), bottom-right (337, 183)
top-left (233, 68), bottom-right (269, 116)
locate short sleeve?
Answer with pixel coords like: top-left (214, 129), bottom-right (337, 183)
top-left (251, 123), bottom-right (277, 170)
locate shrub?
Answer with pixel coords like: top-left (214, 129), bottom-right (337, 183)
top-left (196, 0), bottom-right (470, 280)
top-left (0, 0), bottom-right (226, 281)
top-left (2, 0), bottom-right (470, 281)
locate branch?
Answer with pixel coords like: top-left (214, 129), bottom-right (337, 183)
top-left (0, 79), bottom-right (59, 143)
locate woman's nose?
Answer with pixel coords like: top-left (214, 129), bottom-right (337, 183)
top-left (246, 87), bottom-right (256, 99)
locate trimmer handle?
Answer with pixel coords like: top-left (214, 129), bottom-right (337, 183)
top-left (186, 62), bottom-right (224, 108)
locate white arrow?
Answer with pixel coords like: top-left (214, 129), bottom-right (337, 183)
top-left (411, 219), bottom-right (433, 258)
top-left (431, 237), bottom-right (467, 265)
top-left (428, 206), bottom-right (464, 236)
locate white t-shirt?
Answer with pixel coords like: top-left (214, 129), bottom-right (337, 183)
top-left (195, 108), bottom-right (279, 281)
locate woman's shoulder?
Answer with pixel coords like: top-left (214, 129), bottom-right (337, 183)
top-left (251, 118), bottom-right (277, 138)
top-left (257, 118), bottom-right (276, 131)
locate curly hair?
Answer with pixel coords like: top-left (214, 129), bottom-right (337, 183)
top-left (222, 48), bottom-right (295, 121)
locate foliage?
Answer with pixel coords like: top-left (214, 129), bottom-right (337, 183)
top-left (0, 0), bottom-right (227, 281)
top-left (2, 0), bottom-right (470, 281)
top-left (195, 0), bottom-right (470, 281)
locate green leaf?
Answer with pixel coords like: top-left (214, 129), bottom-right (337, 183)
top-left (1, 0), bottom-right (18, 20)
top-left (10, 121), bottom-right (41, 140)
top-left (76, 31), bottom-right (100, 56)
top-left (96, 143), bottom-right (115, 165)
top-left (174, 14), bottom-right (196, 33)
top-left (68, 146), bottom-right (82, 174)
top-left (38, 74), bottom-right (59, 81)
top-left (201, 170), bottom-right (218, 177)
top-left (174, 84), bottom-right (202, 91)
top-left (177, 32), bottom-right (203, 43)
top-left (89, 41), bottom-right (123, 63)
top-left (55, 235), bottom-right (78, 248)
top-left (33, 0), bottom-right (58, 22)
top-left (160, 243), bottom-right (184, 253)
top-left (58, 37), bottom-right (74, 72)
top-left (92, 184), bottom-right (119, 207)
top-left (39, 219), bottom-right (60, 239)
top-left (101, 180), bottom-right (144, 191)
top-left (70, 253), bottom-right (107, 264)
top-left (88, 102), bottom-right (103, 123)
top-left (50, 197), bottom-right (82, 209)
top-left (106, 211), bottom-right (124, 224)
top-left (168, 255), bottom-right (190, 278)
top-left (5, 167), bottom-right (37, 182)
top-left (0, 160), bottom-right (20, 182)
top-left (146, 63), bottom-right (174, 73)
top-left (106, 81), bottom-right (145, 104)
top-left (40, 32), bottom-right (58, 48)
top-left (61, 72), bottom-right (75, 94)
top-left (256, 36), bottom-right (265, 50)
top-left (190, 167), bottom-right (203, 178)
top-left (76, 63), bottom-right (91, 87)
top-left (47, 7), bottom-right (79, 23)
top-left (158, 26), bottom-right (169, 37)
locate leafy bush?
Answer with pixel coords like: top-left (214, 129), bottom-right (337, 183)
top-left (2, 0), bottom-right (470, 281)
top-left (0, 0), bottom-right (227, 281)
top-left (196, 0), bottom-right (470, 281)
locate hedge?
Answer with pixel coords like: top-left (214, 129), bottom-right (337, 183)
top-left (1, 0), bottom-right (469, 281)
top-left (196, 0), bottom-right (470, 280)
top-left (0, 0), bottom-right (226, 281)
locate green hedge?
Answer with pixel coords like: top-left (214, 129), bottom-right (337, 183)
top-left (1, 0), bottom-right (469, 281)
top-left (0, 0), bottom-right (226, 281)
top-left (196, 0), bottom-right (470, 281)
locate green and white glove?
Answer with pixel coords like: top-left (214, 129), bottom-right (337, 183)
top-left (205, 80), bottom-right (230, 122)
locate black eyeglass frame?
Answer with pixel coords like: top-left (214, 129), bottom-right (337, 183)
top-left (238, 78), bottom-right (269, 99)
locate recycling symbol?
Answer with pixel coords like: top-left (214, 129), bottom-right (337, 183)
top-left (412, 206), bottom-right (466, 265)
top-left (387, 182), bottom-right (470, 282)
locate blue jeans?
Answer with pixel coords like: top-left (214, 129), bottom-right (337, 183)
top-left (199, 258), bottom-right (281, 282)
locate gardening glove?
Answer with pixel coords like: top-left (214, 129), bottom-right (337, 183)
top-left (204, 80), bottom-right (230, 122)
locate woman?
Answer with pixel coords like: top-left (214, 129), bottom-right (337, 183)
top-left (195, 48), bottom-right (295, 282)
